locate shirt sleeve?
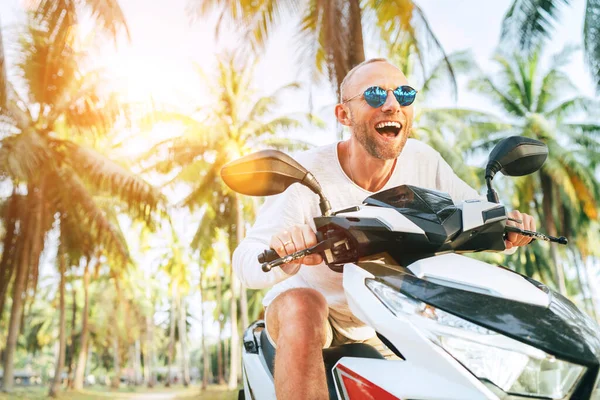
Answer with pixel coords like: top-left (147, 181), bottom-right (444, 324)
top-left (232, 183), bottom-right (310, 289)
top-left (435, 152), bottom-right (481, 202)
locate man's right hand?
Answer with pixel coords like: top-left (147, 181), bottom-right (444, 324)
top-left (270, 224), bottom-right (323, 268)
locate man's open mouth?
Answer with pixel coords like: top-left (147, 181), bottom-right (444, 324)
top-left (374, 121), bottom-right (402, 138)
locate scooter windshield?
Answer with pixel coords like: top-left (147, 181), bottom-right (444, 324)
top-left (363, 185), bottom-right (457, 224)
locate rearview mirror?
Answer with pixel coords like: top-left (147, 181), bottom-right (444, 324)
top-left (221, 150), bottom-right (310, 196)
top-left (485, 136), bottom-right (548, 179)
top-left (221, 150), bottom-right (332, 215)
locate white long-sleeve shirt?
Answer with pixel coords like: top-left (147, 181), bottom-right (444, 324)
top-left (232, 139), bottom-right (482, 337)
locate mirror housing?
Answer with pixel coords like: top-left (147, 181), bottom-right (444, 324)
top-left (485, 136), bottom-right (548, 180)
top-left (221, 150), bottom-right (331, 215)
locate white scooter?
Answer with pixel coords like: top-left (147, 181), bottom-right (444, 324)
top-left (221, 136), bottom-right (600, 400)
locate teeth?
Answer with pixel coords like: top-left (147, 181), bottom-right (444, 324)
top-left (375, 121), bottom-right (401, 129)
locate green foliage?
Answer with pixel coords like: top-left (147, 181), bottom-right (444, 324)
top-left (501, 0), bottom-right (600, 89)
top-left (468, 46), bottom-right (600, 298)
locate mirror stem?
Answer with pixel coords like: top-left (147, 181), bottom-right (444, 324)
top-left (486, 177), bottom-right (499, 203)
top-left (319, 196), bottom-right (332, 216)
top-left (303, 172), bottom-right (332, 216)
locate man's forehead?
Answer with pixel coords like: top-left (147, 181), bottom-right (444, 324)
top-left (346, 62), bottom-right (408, 93)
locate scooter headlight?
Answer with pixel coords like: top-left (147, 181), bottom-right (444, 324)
top-left (366, 279), bottom-right (586, 398)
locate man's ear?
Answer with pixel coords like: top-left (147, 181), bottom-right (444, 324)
top-left (335, 104), bottom-right (352, 127)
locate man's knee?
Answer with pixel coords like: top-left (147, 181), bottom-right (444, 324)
top-left (267, 288), bottom-right (328, 343)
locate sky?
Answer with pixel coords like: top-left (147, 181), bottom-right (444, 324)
top-left (1, 0), bottom-right (598, 344)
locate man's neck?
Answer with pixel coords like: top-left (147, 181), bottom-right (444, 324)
top-left (340, 140), bottom-right (396, 192)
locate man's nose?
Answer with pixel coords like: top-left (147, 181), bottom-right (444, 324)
top-left (380, 90), bottom-right (400, 113)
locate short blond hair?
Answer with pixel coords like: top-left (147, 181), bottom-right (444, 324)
top-left (340, 58), bottom-right (391, 101)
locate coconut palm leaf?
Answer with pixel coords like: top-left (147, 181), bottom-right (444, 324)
top-left (190, 0), bottom-right (453, 93)
top-left (583, 0), bottom-right (600, 88)
top-left (63, 141), bottom-right (165, 224)
top-left (0, 131), bottom-right (51, 181)
top-left (500, 0), bottom-right (571, 51)
top-left (467, 45), bottom-right (600, 295)
top-left (29, 0), bottom-right (129, 41)
top-left (501, 0), bottom-right (600, 89)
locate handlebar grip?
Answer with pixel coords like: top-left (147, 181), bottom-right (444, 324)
top-left (258, 249), bottom-right (280, 264)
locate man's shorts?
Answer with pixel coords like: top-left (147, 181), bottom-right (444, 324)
top-left (264, 305), bottom-right (396, 359)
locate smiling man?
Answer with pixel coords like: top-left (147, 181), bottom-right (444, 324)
top-left (232, 58), bottom-right (535, 399)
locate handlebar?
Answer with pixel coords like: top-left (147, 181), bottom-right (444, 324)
top-left (504, 225), bottom-right (568, 245)
top-left (258, 249), bottom-right (279, 264)
top-left (258, 225), bottom-right (568, 273)
top-left (258, 236), bottom-right (343, 272)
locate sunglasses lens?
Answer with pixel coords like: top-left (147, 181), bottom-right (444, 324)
top-left (394, 86), bottom-right (417, 106)
top-left (363, 86), bottom-right (388, 108)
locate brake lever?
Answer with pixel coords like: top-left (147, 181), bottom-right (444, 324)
top-left (261, 237), bottom-right (338, 272)
top-left (505, 225), bottom-right (568, 245)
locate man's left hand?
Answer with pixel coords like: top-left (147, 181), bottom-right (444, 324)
top-left (505, 210), bottom-right (536, 249)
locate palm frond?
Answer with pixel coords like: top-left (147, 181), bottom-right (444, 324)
top-left (543, 96), bottom-right (599, 120)
top-left (191, 206), bottom-right (218, 252)
top-left (583, 0), bottom-right (600, 89)
top-left (16, 17), bottom-right (79, 108)
top-left (258, 137), bottom-right (314, 152)
top-left (243, 82), bottom-right (301, 123)
top-left (0, 25), bottom-right (8, 108)
top-left (178, 161), bottom-right (223, 210)
top-left (535, 69), bottom-right (576, 113)
top-left (421, 50), bottom-right (475, 96)
top-left (500, 0), bottom-right (571, 52)
top-left (29, 0), bottom-right (129, 41)
top-left (468, 74), bottom-right (528, 117)
top-left (47, 167), bottom-right (130, 262)
top-left (63, 141), bottom-right (165, 225)
top-left (0, 130), bottom-right (50, 181)
top-left (82, 0), bottom-right (130, 41)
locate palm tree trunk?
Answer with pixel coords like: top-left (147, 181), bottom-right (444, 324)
top-left (577, 252), bottom-right (599, 321)
top-left (346, 0), bottom-right (366, 79)
top-left (128, 345), bottom-right (135, 384)
top-left (166, 290), bottom-right (177, 387)
top-left (67, 285), bottom-right (77, 388)
top-left (2, 185), bottom-right (43, 392)
top-left (199, 268), bottom-right (209, 390)
top-left (73, 260), bottom-right (90, 390)
top-left (541, 173), bottom-right (567, 295)
top-left (240, 286), bottom-right (249, 332)
top-left (49, 251), bottom-right (67, 397)
top-left (0, 194), bottom-right (19, 326)
top-left (228, 280), bottom-right (239, 389)
top-left (573, 251), bottom-right (592, 315)
top-left (0, 22), bottom-right (8, 107)
top-left (111, 333), bottom-right (120, 389)
top-left (224, 337), bottom-right (229, 380)
top-left (216, 275), bottom-right (225, 385)
top-left (584, 259), bottom-right (600, 322)
top-left (111, 282), bottom-right (121, 390)
top-left (144, 314), bottom-right (155, 387)
top-left (133, 339), bottom-right (141, 385)
top-left (178, 296), bottom-right (190, 386)
top-left (228, 194), bottom-right (245, 389)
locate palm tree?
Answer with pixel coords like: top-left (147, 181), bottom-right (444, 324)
top-left (158, 228), bottom-right (191, 387)
top-left (500, 0), bottom-right (600, 89)
top-left (0, 14), bottom-right (163, 392)
top-left (189, 0), bottom-right (456, 95)
top-left (466, 46), bottom-right (600, 295)
top-left (140, 52), bottom-right (316, 388)
top-left (27, 0), bottom-right (129, 42)
top-left (72, 256), bottom-right (95, 390)
top-left (48, 247), bottom-right (68, 397)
